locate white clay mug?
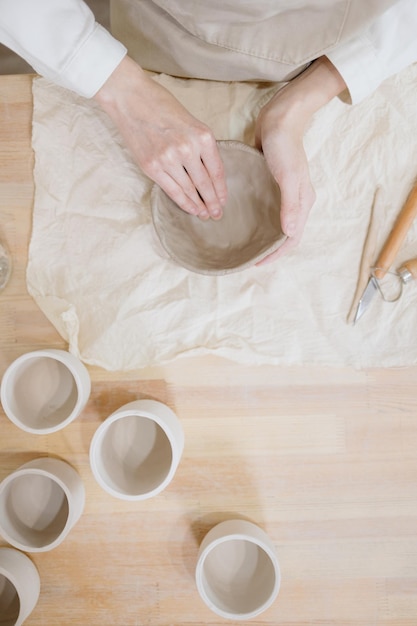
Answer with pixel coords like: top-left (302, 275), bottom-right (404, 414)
top-left (0, 457), bottom-right (85, 552)
top-left (0, 547), bottom-right (41, 626)
top-left (89, 399), bottom-right (184, 501)
top-left (195, 519), bottom-right (281, 620)
top-left (0, 349), bottom-right (91, 434)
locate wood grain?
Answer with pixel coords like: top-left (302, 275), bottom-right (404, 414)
top-left (1, 75), bottom-right (417, 626)
top-left (374, 180), bottom-right (417, 279)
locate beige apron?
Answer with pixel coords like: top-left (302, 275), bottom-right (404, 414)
top-left (110, 0), bottom-right (398, 81)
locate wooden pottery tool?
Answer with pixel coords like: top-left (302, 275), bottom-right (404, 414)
top-left (354, 180), bottom-right (417, 324)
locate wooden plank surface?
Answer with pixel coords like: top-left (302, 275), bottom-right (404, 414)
top-left (1, 74), bottom-right (417, 626)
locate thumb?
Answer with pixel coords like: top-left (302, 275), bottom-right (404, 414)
top-left (276, 176), bottom-right (300, 238)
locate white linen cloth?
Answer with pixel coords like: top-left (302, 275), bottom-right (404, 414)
top-left (28, 67), bottom-right (417, 370)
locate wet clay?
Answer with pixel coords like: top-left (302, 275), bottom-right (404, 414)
top-left (202, 540), bottom-right (277, 615)
top-left (151, 141), bottom-right (285, 274)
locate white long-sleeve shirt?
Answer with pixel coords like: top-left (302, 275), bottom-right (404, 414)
top-left (0, 0), bottom-right (127, 97)
top-left (0, 0), bottom-right (417, 103)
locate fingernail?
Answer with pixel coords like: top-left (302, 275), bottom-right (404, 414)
top-left (212, 209), bottom-right (222, 219)
top-left (285, 222), bottom-right (296, 237)
top-left (199, 210), bottom-right (209, 219)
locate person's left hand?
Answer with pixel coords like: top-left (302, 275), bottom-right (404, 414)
top-left (255, 92), bottom-right (316, 265)
top-left (255, 92), bottom-right (316, 264)
top-left (254, 57), bottom-right (347, 265)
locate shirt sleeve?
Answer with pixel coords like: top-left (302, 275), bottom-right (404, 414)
top-left (326, 0), bottom-right (417, 104)
top-left (0, 0), bottom-right (127, 98)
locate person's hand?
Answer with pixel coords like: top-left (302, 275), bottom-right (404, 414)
top-left (255, 94), bottom-right (316, 263)
top-left (94, 56), bottom-right (227, 220)
top-left (254, 57), bottom-right (347, 264)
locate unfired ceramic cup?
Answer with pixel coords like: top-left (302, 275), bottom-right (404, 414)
top-left (195, 519), bottom-right (281, 620)
top-left (0, 547), bottom-right (41, 626)
top-left (89, 399), bottom-right (184, 501)
top-left (0, 241), bottom-right (12, 291)
top-left (0, 458), bottom-right (85, 552)
top-left (0, 349), bottom-right (91, 434)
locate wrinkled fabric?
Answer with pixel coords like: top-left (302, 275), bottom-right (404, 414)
top-left (28, 68), bottom-right (417, 371)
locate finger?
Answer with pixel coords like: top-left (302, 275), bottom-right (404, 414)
top-left (281, 180), bottom-right (316, 238)
top-left (255, 237), bottom-right (297, 265)
top-left (153, 170), bottom-right (203, 216)
top-left (184, 158), bottom-right (224, 220)
top-left (170, 164), bottom-right (211, 214)
top-left (279, 186), bottom-right (300, 237)
top-left (265, 162), bottom-right (300, 237)
top-left (200, 140), bottom-right (228, 208)
top-left (272, 164), bottom-right (313, 234)
top-left (256, 178), bottom-right (314, 265)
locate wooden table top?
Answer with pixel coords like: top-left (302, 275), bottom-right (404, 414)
top-left (1, 74), bottom-right (417, 626)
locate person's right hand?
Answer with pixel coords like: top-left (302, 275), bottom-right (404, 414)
top-left (94, 56), bottom-right (227, 220)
